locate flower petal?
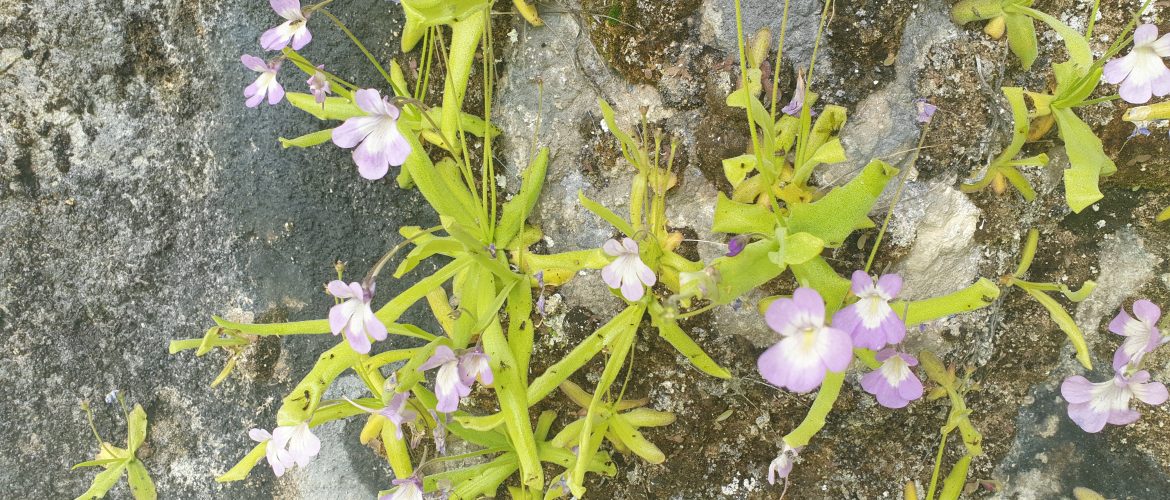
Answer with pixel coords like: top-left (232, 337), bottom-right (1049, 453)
top-left (241, 54), bottom-right (269, 73)
top-left (1120, 78), bottom-right (1154, 104)
top-left (758, 337), bottom-right (827, 393)
top-left (791, 288), bottom-right (826, 327)
top-left (1135, 24), bottom-right (1159, 46)
top-left (1103, 53), bottom-right (1136, 84)
top-left (327, 280), bottom-right (355, 298)
top-left (345, 325), bottom-right (371, 354)
top-left (1067, 402), bottom-right (1108, 432)
top-left (249, 428), bottom-right (272, 442)
top-left (1109, 309), bottom-right (1133, 336)
top-left (332, 116), bottom-right (380, 149)
top-left (850, 270), bottom-right (872, 295)
top-left (1133, 299), bottom-right (1161, 324)
top-left (814, 327), bottom-right (853, 372)
top-left (328, 303), bottom-right (348, 336)
top-left (1061, 375), bottom-right (1094, 404)
top-left (1132, 380), bottom-right (1169, 405)
top-left (876, 274), bottom-right (902, 298)
top-left (364, 309), bottom-right (388, 341)
top-left (601, 262), bottom-right (623, 289)
top-left (420, 346), bottom-right (458, 371)
top-left (354, 88), bottom-right (385, 115)
top-left (290, 25), bottom-right (312, 51)
top-left (602, 238), bottom-right (624, 256)
top-left (764, 297), bottom-right (795, 333)
top-left (620, 275), bottom-right (645, 301)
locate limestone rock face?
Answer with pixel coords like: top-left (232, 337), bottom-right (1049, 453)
top-left (5, 0), bottom-right (1170, 498)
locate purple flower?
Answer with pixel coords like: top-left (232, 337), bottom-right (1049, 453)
top-left (331, 89), bottom-right (412, 180)
top-left (535, 271), bottom-right (547, 316)
top-left (601, 237), bottom-right (656, 301)
top-left (307, 64), bottom-right (332, 106)
top-left (914, 98), bottom-right (938, 123)
top-left (382, 475), bottom-right (424, 500)
top-left (766, 444), bottom-right (801, 484)
top-left (430, 411), bottom-right (447, 455)
top-left (327, 280), bottom-right (388, 354)
top-left (860, 348), bottom-right (924, 409)
top-left (832, 271), bottom-right (905, 350)
top-left (241, 55), bottom-right (284, 108)
top-left (726, 235), bottom-right (749, 257)
top-left (260, 0), bottom-right (312, 51)
top-left (418, 346), bottom-right (493, 413)
top-left (250, 422), bottom-right (320, 476)
top-left (1104, 24), bottom-right (1170, 104)
top-left (781, 72), bottom-right (806, 116)
top-left (1061, 370), bottom-right (1168, 433)
top-left (1109, 299), bottom-right (1165, 370)
top-left (345, 376), bottom-right (416, 440)
top-left (757, 287), bottom-right (853, 393)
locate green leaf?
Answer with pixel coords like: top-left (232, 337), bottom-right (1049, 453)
top-left (950, 0), bottom-right (1003, 23)
top-left (482, 323), bottom-right (543, 489)
top-left (1011, 5), bottom-right (1091, 70)
top-left (212, 316), bottom-right (330, 336)
top-left (127, 404), bottom-right (147, 453)
top-left (438, 10), bottom-right (486, 154)
top-left (787, 159), bottom-right (898, 247)
top-left (496, 147), bottom-right (550, 248)
top-left (621, 408), bottom-right (677, 427)
top-left (1022, 287), bottom-right (1093, 369)
top-left (649, 303), bottom-right (731, 379)
top-left (1015, 228), bottom-right (1040, 277)
top-left (894, 278), bottom-right (1001, 327)
top-left (506, 280), bottom-right (535, 386)
top-left (376, 256), bottom-right (472, 324)
top-left (712, 193), bottom-right (775, 235)
top-left (1004, 13), bottom-right (1038, 70)
top-left (527, 303), bottom-right (646, 403)
top-left (608, 415), bottom-right (666, 464)
top-left (790, 256), bottom-right (851, 314)
top-left (71, 458), bottom-right (128, 470)
top-left (215, 442), bottom-right (268, 483)
top-left (74, 461), bottom-right (127, 500)
top-left (522, 249), bottom-right (609, 286)
top-left (279, 129), bottom-right (334, 149)
top-left (447, 454), bottom-right (520, 500)
top-left (776, 230), bottom-right (824, 266)
top-left (1053, 107), bottom-right (1112, 213)
top-left (578, 190), bottom-right (636, 237)
top-left (126, 460), bottom-right (157, 500)
top-left (722, 155), bottom-right (757, 188)
top-left (806, 137), bottom-right (846, 166)
top-left (708, 239), bottom-right (784, 305)
top-left (401, 134), bottom-right (481, 227)
top-left (571, 329), bottom-right (636, 497)
top-left (939, 454), bottom-right (973, 500)
top-left (599, 99), bottom-right (640, 159)
top-left (286, 93), bottom-right (364, 121)
top-left (276, 342), bottom-right (363, 425)
top-left (394, 237), bottom-right (462, 278)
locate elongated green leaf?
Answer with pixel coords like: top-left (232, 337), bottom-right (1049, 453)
top-left (709, 238), bottom-right (784, 305)
top-left (1053, 108), bottom-right (1112, 213)
top-left (790, 256), bottom-right (851, 314)
top-left (1011, 5), bottom-right (1091, 70)
top-left (788, 159), bottom-right (898, 246)
top-left (74, 461), bottom-right (127, 500)
top-left (506, 280), bottom-right (535, 386)
top-left (621, 408), bottom-right (677, 427)
top-left (1022, 287), bottom-right (1092, 369)
top-left (712, 193), bottom-right (775, 235)
top-left (599, 99), bottom-right (640, 161)
top-left (527, 303), bottom-right (646, 403)
top-left (939, 455), bottom-right (973, 500)
top-left (483, 323), bottom-right (543, 489)
top-left (722, 155), bottom-right (757, 188)
top-left (215, 442), bottom-right (268, 483)
top-left (578, 191), bottom-right (636, 237)
top-left (276, 342), bottom-right (363, 425)
top-left (126, 460), bottom-right (156, 500)
top-left (1015, 228), bottom-right (1040, 277)
top-left (287, 93), bottom-right (363, 121)
top-left (448, 453), bottom-right (519, 500)
top-left (127, 404), bottom-right (147, 453)
top-left (1004, 13), bottom-right (1038, 70)
top-left (279, 129), bottom-right (334, 149)
top-left (402, 134), bottom-right (481, 227)
top-left (439, 11), bottom-right (486, 153)
top-left (522, 249), bottom-right (609, 286)
top-left (497, 147), bottom-right (550, 247)
top-left (894, 278), bottom-right (1001, 327)
top-left (394, 238), bottom-right (462, 278)
top-left (212, 316), bottom-right (330, 336)
top-left (609, 414), bottom-right (666, 464)
top-left (376, 257), bottom-right (472, 324)
top-left (950, 0), bottom-right (1003, 23)
top-left (649, 304), bottom-right (731, 379)
top-left (806, 137), bottom-right (846, 166)
top-left (72, 457), bottom-right (127, 470)
top-left (571, 330), bottom-right (635, 497)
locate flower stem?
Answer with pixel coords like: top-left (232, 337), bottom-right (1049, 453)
top-left (925, 429), bottom-right (951, 500)
top-left (865, 117), bottom-right (933, 273)
top-left (319, 8), bottom-right (394, 87)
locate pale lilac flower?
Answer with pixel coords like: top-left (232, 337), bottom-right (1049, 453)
top-left (914, 98), bottom-right (938, 123)
top-left (248, 428), bottom-right (291, 477)
top-left (251, 422), bottom-right (320, 475)
top-left (430, 411), bottom-right (447, 455)
top-left (418, 346), bottom-right (492, 413)
top-left (242, 55), bottom-right (284, 108)
top-left (727, 235), bottom-right (749, 257)
top-left (1109, 299), bottom-right (1165, 370)
top-left (328, 280), bottom-right (388, 354)
top-left (832, 271), bottom-right (905, 350)
top-left (757, 287), bottom-right (853, 393)
top-left (781, 72), bottom-right (806, 116)
top-left (534, 271), bottom-right (547, 316)
top-left (766, 444), bottom-right (801, 484)
top-left (332, 89), bottom-right (412, 180)
top-left (344, 376), bottom-right (416, 439)
top-left (381, 476), bottom-right (424, 500)
top-left (260, 0), bottom-right (312, 51)
top-left (601, 237), bottom-right (656, 301)
top-left (860, 348), bottom-right (924, 409)
top-left (307, 64), bottom-right (331, 106)
top-left (1061, 370), bottom-right (1168, 433)
top-left (1104, 24), bottom-right (1170, 104)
